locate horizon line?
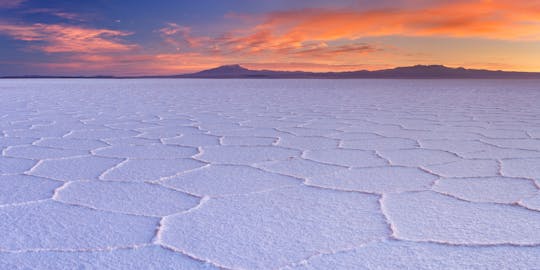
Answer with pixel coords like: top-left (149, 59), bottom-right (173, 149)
top-left (2, 64), bottom-right (540, 79)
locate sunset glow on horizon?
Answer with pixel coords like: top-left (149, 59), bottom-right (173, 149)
top-left (1, 0), bottom-right (540, 76)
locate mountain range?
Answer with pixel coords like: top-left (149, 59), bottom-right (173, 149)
top-left (3, 64), bottom-right (540, 79)
top-left (175, 64), bottom-right (540, 79)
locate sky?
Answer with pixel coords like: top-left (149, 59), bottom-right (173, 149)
top-left (1, 0), bottom-right (540, 76)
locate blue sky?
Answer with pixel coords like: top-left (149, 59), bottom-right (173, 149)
top-left (1, 0), bottom-right (539, 75)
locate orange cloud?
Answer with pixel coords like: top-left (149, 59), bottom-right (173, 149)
top-left (146, 0), bottom-right (540, 73)
top-left (159, 25), bottom-right (380, 63)
top-left (0, 21), bottom-right (135, 53)
top-left (252, 0), bottom-right (540, 41)
top-left (291, 42), bottom-right (378, 58)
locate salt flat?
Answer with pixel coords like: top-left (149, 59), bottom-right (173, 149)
top-left (1, 79), bottom-right (539, 269)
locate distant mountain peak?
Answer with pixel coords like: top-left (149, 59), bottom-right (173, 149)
top-left (189, 64), bottom-right (255, 77)
top-left (205, 64), bottom-right (248, 72)
top-left (222, 64), bottom-right (245, 69)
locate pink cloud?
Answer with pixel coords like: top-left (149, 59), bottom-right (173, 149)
top-left (0, 21), bottom-right (135, 53)
top-left (158, 23), bottom-right (209, 50)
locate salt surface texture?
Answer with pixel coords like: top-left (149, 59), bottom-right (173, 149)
top-left (1, 79), bottom-right (539, 269)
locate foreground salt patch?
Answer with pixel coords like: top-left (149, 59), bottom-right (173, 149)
top-left (303, 149), bottom-right (387, 167)
top-left (0, 156), bottom-right (35, 174)
top-left (461, 148), bottom-right (540, 159)
top-left (423, 159), bottom-right (499, 177)
top-left (279, 126), bottom-right (338, 137)
top-left (0, 246), bottom-right (217, 270)
top-left (419, 139), bottom-right (495, 155)
top-left (0, 137), bottom-right (36, 147)
top-left (328, 131), bottom-right (381, 140)
top-left (56, 181), bottom-right (200, 216)
top-left (105, 120), bottom-right (159, 130)
top-left (162, 134), bottom-right (220, 147)
top-left (477, 129), bottom-right (530, 139)
top-left (34, 138), bottom-right (108, 151)
top-left (383, 191), bottom-right (540, 245)
top-left (4, 128), bottom-right (71, 138)
top-left (340, 137), bottom-right (418, 150)
top-left (244, 119), bottom-right (303, 129)
top-left (0, 201), bottom-right (157, 250)
top-left (137, 126), bottom-right (200, 139)
top-left (94, 144), bottom-right (198, 159)
top-left (102, 137), bottom-right (161, 146)
top-left (197, 145), bottom-right (299, 165)
top-left (501, 158), bottom-right (540, 181)
top-left (529, 129), bottom-right (540, 138)
top-left (483, 138), bottom-right (540, 151)
top-left (277, 135), bottom-right (340, 150)
top-left (4, 145), bottom-right (88, 160)
top-left (30, 156), bottom-right (122, 181)
top-left (220, 136), bottom-right (277, 146)
top-left (207, 127), bottom-right (286, 137)
top-left (307, 167), bottom-right (436, 193)
top-left (163, 164), bottom-right (301, 196)
top-left (0, 175), bottom-right (61, 205)
top-left (284, 240), bottom-right (540, 270)
top-left (521, 193), bottom-right (540, 210)
top-left (145, 118), bottom-right (195, 126)
top-left (65, 129), bottom-right (139, 139)
top-left (378, 148), bottom-right (460, 166)
top-left (101, 158), bottom-right (205, 182)
top-left (434, 177), bottom-right (538, 203)
top-left (301, 119), bottom-right (349, 130)
top-left (256, 158), bottom-right (344, 178)
top-left (159, 186), bottom-right (389, 269)
top-left (2, 79), bottom-right (540, 269)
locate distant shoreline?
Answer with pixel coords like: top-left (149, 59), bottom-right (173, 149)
top-left (3, 64), bottom-right (540, 79)
top-left (4, 77), bottom-right (540, 80)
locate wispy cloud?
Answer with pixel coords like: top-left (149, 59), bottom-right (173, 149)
top-left (0, 0), bottom-right (25, 9)
top-left (158, 23), bottom-right (209, 50)
top-left (0, 21), bottom-right (135, 53)
top-left (21, 8), bottom-right (83, 21)
top-left (158, 22), bottom-right (381, 62)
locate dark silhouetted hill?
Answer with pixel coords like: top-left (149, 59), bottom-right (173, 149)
top-left (175, 64), bottom-right (540, 79)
